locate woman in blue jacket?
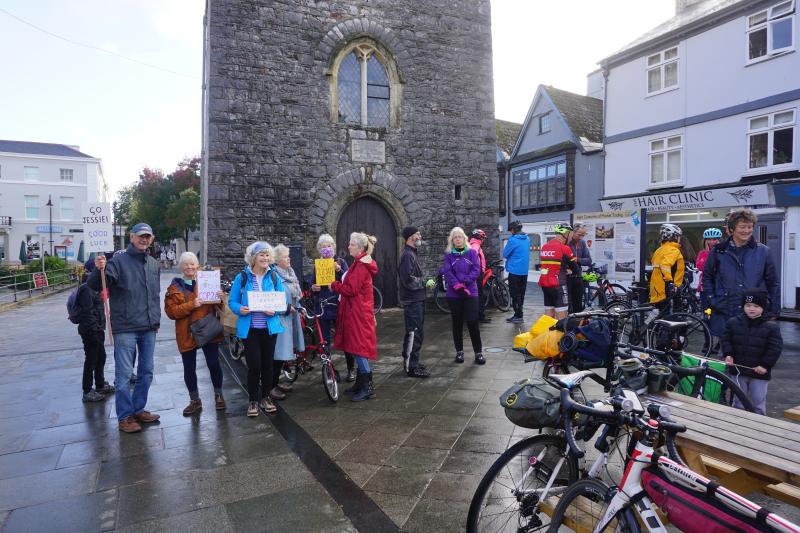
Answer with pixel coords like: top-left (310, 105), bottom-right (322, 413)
top-left (228, 241), bottom-right (286, 416)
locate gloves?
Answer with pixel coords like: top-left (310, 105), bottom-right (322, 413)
top-left (453, 283), bottom-right (471, 297)
top-left (665, 282), bottom-right (676, 297)
top-left (425, 278), bottom-right (435, 289)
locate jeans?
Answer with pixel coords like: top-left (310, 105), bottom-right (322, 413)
top-left (351, 354), bottom-right (370, 373)
top-left (448, 296), bottom-right (482, 354)
top-left (243, 329), bottom-right (277, 402)
top-left (113, 330), bottom-right (156, 421)
top-left (402, 301), bottom-right (425, 372)
top-left (180, 343), bottom-right (223, 400)
top-left (732, 375), bottom-right (769, 415)
top-left (80, 330), bottom-right (107, 393)
top-left (507, 273), bottom-right (528, 318)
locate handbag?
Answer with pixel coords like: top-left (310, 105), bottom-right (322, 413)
top-left (182, 286), bottom-right (223, 347)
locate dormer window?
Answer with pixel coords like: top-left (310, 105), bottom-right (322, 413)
top-left (747, 1), bottom-right (795, 62)
top-left (646, 46), bottom-right (679, 95)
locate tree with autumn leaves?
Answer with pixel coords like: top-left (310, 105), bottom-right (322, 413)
top-left (114, 157), bottom-right (201, 252)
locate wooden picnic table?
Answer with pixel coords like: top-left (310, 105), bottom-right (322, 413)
top-left (649, 391), bottom-right (800, 507)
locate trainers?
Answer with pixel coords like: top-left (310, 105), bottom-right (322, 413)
top-left (505, 315), bottom-right (516, 323)
top-left (259, 397), bottom-right (277, 413)
top-left (215, 394), bottom-right (226, 411)
top-left (269, 387), bottom-right (286, 401)
top-left (82, 390), bottom-right (105, 403)
top-left (119, 416), bottom-right (142, 433)
top-left (475, 353), bottom-right (486, 365)
top-left (510, 317), bottom-right (524, 324)
top-left (133, 411), bottom-right (160, 423)
top-left (277, 382), bottom-right (293, 393)
top-left (455, 351), bottom-right (465, 364)
top-left (182, 399), bottom-right (202, 416)
top-left (247, 401), bottom-right (259, 417)
top-left (407, 366), bottom-right (430, 378)
top-left (98, 382), bottom-right (115, 394)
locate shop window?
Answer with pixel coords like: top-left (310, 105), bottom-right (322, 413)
top-left (649, 135), bottom-right (682, 186)
top-left (646, 46), bottom-right (679, 95)
top-left (748, 109), bottom-right (795, 169)
top-left (747, 1), bottom-right (795, 63)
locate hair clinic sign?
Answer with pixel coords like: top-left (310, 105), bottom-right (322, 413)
top-left (601, 184), bottom-right (771, 213)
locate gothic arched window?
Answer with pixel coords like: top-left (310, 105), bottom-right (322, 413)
top-left (331, 41), bottom-right (398, 128)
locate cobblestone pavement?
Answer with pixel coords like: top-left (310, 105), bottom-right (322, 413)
top-left (0, 278), bottom-right (797, 531)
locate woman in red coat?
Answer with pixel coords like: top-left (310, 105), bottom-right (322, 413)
top-left (331, 232), bottom-right (378, 402)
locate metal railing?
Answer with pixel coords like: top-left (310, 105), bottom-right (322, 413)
top-left (0, 266), bottom-right (82, 305)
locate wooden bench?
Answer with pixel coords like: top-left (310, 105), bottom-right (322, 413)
top-left (651, 392), bottom-right (800, 506)
top-left (784, 405), bottom-right (800, 422)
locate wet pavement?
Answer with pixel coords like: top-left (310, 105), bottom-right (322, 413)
top-left (0, 277), bottom-right (798, 531)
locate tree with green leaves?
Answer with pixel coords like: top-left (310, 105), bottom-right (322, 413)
top-left (167, 188), bottom-right (201, 252)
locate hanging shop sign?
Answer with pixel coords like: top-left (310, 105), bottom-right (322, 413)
top-left (601, 184), bottom-right (771, 213)
top-left (574, 209), bottom-right (645, 284)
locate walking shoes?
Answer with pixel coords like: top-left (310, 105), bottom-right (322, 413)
top-left (133, 411), bottom-right (161, 423)
top-left (119, 416), bottom-right (142, 433)
top-left (183, 399), bottom-right (202, 416)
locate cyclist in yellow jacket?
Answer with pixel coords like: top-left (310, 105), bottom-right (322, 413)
top-left (649, 223), bottom-right (684, 308)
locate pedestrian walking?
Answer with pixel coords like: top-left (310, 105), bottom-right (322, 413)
top-left (649, 224), bottom-right (685, 312)
top-left (503, 220), bottom-right (530, 324)
top-left (87, 223), bottom-right (162, 433)
top-left (722, 289), bottom-right (782, 415)
top-left (469, 229), bottom-right (491, 323)
top-left (695, 227), bottom-right (722, 313)
top-left (167, 248), bottom-right (176, 269)
top-left (567, 223), bottom-right (592, 313)
top-left (272, 244), bottom-right (305, 399)
top-left (539, 224), bottom-right (580, 320)
top-left (228, 242), bottom-right (286, 416)
top-left (398, 226), bottom-right (432, 378)
top-left (702, 208), bottom-right (780, 338)
top-left (331, 232), bottom-right (379, 401)
top-left (164, 252), bottom-right (226, 416)
top-left (443, 227), bottom-right (484, 365)
top-left (77, 259), bottom-right (113, 402)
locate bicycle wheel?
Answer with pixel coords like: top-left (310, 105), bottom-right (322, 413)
top-left (541, 358), bottom-right (570, 378)
top-left (434, 285), bottom-right (450, 313)
top-left (598, 284), bottom-right (627, 306)
top-left (282, 360), bottom-right (298, 383)
top-left (547, 478), bottom-right (639, 533)
top-left (671, 367), bottom-right (756, 412)
top-left (322, 360), bottom-right (338, 403)
top-left (225, 332), bottom-right (244, 360)
top-left (491, 279), bottom-right (512, 312)
top-left (372, 285), bottom-right (382, 314)
top-left (648, 312), bottom-right (712, 357)
top-left (467, 434), bottom-right (578, 533)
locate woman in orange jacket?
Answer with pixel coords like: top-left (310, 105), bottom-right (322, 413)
top-left (165, 252), bottom-right (225, 415)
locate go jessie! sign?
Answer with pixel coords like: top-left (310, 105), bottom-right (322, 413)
top-left (82, 202), bottom-right (114, 253)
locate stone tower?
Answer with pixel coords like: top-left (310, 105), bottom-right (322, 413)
top-left (202, 0), bottom-right (498, 306)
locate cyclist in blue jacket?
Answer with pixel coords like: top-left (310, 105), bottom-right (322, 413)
top-left (502, 220), bottom-right (530, 324)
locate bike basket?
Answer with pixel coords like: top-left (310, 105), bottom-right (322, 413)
top-left (499, 378), bottom-right (562, 429)
top-left (677, 353), bottom-right (726, 402)
top-left (642, 467), bottom-right (767, 533)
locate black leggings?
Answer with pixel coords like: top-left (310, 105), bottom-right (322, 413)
top-left (80, 330), bottom-right (107, 393)
top-left (243, 329), bottom-right (277, 402)
top-left (448, 296), bottom-right (482, 354)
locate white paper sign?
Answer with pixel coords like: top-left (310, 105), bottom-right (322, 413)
top-left (81, 202), bottom-right (114, 253)
top-left (247, 291), bottom-right (286, 313)
top-left (197, 270), bottom-right (221, 303)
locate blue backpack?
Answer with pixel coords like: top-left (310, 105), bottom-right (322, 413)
top-left (572, 318), bottom-right (612, 363)
top-left (67, 285), bottom-right (84, 324)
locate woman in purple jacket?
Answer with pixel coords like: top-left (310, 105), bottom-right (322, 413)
top-left (443, 227), bottom-right (485, 364)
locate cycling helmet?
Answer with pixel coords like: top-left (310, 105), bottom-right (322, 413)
top-left (508, 220), bottom-right (523, 232)
top-left (582, 272), bottom-right (599, 283)
top-left (471, 229), bottom-right (487, 240)
top-left (659, 223), bottom-right (682, 242)
top-left (553, 223), bottom-right (574, 235)
top-left (703, 227), bottom-right (722, 239)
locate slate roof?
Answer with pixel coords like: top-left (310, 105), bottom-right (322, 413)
top-left (0, 140), bottom-right (94, 158)
top-left (544, 86), bottom-right (604, 144)
top-left (495, 119), bottom-right (523, 158)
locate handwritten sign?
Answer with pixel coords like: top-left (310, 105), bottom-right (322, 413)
top-left (33, 272), bottom-right (48, 289)
top-left (247, 291), bottom-right (286, 313)
top-left (315, 258), bottom-right (336, 286)
top-left (81, 202), bottom-right (113, 253)
top-left (197, 270), bottom-right (221, 303)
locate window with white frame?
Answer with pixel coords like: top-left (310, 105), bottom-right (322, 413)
top-left (25, 195), bottom-right (39, 219)
top-left (646, 46), bottom-right (679, 95)
top-left (539, 113), bottom-right (551, 134)
top-left (60, 168), bottom-right (74, 182)
top-left (60, 196), bottom-right (74, 220)
top-left (748, 109), bottom-right (795, 169)
top-left (23, 166), bottom-right (39, 182)
top-left (747, 1), bottom-right (795, 61)
top-left (649, 135), bottom-right (682, 186)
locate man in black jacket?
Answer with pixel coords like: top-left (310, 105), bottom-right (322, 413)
top-left (88, 222), bottom-right (162, 433)
top-left (78, 260), bottom-right (113, 402)
top-left (398, 226), bottom-right (432, 378)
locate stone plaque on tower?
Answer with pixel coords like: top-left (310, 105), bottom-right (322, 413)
top-left (351, 139), bottom-right (385, 164)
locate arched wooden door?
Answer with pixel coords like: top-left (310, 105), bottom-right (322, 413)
top-left (336, 196), bottom-right (399, 308)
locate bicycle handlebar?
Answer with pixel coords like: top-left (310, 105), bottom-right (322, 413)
top-left (567, 306), bottom-right (654, 321)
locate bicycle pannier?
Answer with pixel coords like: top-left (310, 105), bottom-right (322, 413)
top-left (641, 467), bottom-right (766, 533)
top-left (499, 378), bottom-right (562, 429)
top-left (526, 329), bottom-right (564, 360)
top-left (677, 353), bottom-right (725, 402)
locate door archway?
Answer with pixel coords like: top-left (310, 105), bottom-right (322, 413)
top-left (336, 196), bottom-right (399, 308)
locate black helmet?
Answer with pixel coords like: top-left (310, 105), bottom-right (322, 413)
top-left (508, 220), bottom-right (523, 232)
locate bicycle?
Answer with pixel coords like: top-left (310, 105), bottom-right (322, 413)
top-left (433, 268), bottom-right (450, 313)
top-left (297, 297), bottom-right (340, 403)
top-left (548, 390), bottom-right (800, 533)
top-left (581, 264), bottom-right (627, 309)
top-left (483, 259), bottom-right (512, 312)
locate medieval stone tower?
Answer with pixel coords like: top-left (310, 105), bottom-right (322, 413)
top-left (202, 0), bottom-right (498, 306)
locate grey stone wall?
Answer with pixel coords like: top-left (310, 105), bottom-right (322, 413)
top-left (205, 0), bottom-right (498, 280)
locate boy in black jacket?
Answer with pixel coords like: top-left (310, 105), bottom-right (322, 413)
top-left (78, 260), bottom-right (114, 402)
top-left (721, 288), bottom-right (782, 415)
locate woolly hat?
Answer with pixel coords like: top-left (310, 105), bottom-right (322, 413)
top-left (402, 226), bottom-right (419, 240)
top-left (742, 288), bottom-right (768, 309)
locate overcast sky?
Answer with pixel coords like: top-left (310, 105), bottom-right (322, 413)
top-left (0, 0), bottom-right (674, 197)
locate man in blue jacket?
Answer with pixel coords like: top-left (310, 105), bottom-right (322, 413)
top-left (89, 223), bottom-right (162, 433)
top-left (702, 208), bottom-right (780, 339)
top-left (503, 220), bottom-right (531, 323)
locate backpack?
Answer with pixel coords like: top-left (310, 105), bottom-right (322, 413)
top-left (572, 318), bottom-right (612, 363)
top-left (67, 284), bottom-right (84, 324)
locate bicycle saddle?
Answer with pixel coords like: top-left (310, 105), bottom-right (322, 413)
top-left (653, 319), bottom-right (689, 331)
top-left (547, 370), bottom-right (596, 389)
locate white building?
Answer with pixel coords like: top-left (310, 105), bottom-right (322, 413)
top-left (600, 0), bottom-right (800, 310)
top-left (0, 140), bottom-right (107, 264)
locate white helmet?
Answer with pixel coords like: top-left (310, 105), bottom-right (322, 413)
top-left (660, 223), bottom-right (682, 242)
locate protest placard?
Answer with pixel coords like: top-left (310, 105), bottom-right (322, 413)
top-left (33, 272), bottom-right (48, 289)
top-left (81, 202), bottom-right (113, 253)
top-left (197, 270), bottom-right (221, 302)
top-left (247, 291), bottom-right (286, 313)
top-left (315, 258), bottom-right (336, 286)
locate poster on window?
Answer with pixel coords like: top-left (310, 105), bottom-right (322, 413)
top-left (574, 209), bottom-right (645, 285)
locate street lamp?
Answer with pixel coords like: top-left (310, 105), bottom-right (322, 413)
top-left (45, 195), bottom-right (54, 257)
